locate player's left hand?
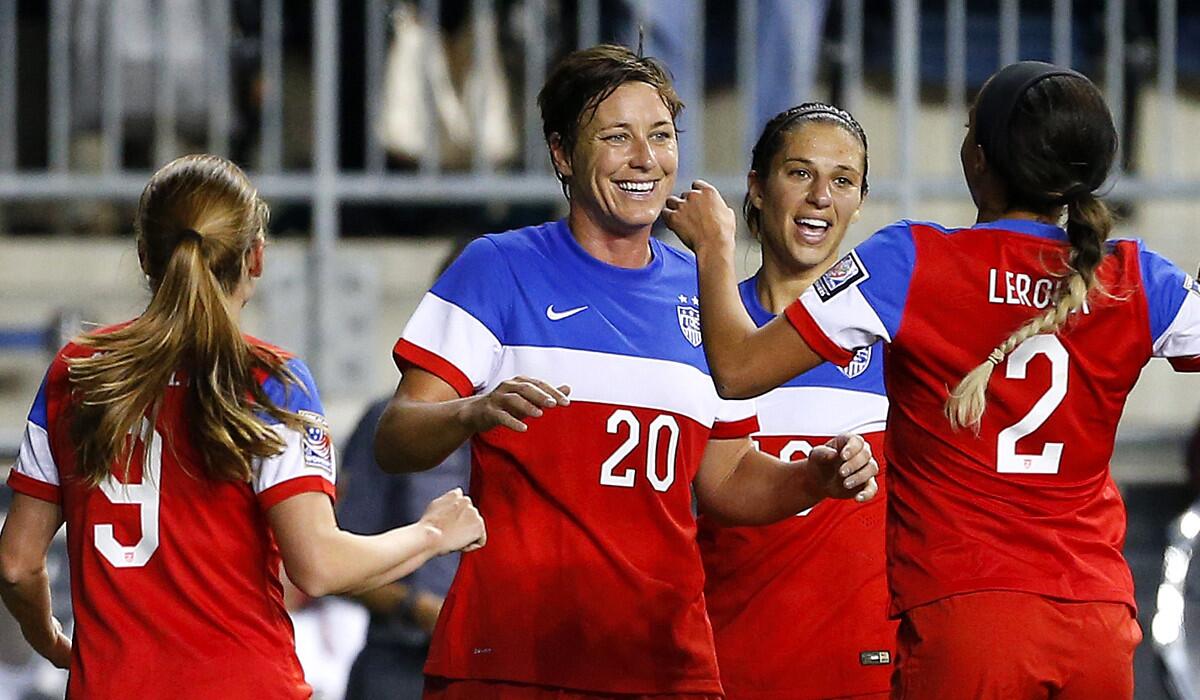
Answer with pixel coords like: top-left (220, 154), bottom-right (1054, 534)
top-left (807, 434), bottom-right (878, 503)
top-left (663, 180), bottom-right (737, 255)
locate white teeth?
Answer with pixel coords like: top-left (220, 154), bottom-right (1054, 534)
top-left (617, 181), bottom-right (655, 193)
top-left (797, 218), bottom-right (830, 229)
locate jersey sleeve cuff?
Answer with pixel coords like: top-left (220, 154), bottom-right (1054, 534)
top-left (710, 415), bottom-right (761, 440)
top-left (393, 339), bottom-right (475, 398)
top-left (783, 301), bottom-right (856, 366)
top-left (257, 475), bottom-right (336, 511)
top-left (7, 470), bottom-right (61, 504)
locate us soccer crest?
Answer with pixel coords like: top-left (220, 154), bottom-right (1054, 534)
top-left (838, 346), bottom-right (872, 379)
top-left (677, 298), bottom-right (702, 347)
top-left (299, 409), bottom-right (334, 474)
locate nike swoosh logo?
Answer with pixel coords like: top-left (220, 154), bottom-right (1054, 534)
top-left (546, 305), bottom-right (588, 321)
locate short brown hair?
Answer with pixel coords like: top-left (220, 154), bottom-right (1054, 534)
top-left (538, 44), bottom-right (683, 193)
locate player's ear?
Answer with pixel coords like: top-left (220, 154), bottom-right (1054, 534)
top-left (548, 133), bottom-right (574, 179)
top-left (246, 237), bottom-right (265, 279)
top-left (747, 170), bottom-right (765, 211)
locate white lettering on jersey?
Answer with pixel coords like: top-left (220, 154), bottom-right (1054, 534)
top-left (987, 269), bottom-right (1089, 313)
top-left (95, 419), bottom-right (162, 568)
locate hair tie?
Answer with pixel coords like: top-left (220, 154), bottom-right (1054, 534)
top-left (987, 348), bottom-right (1006, 366)
top-left (179, 227), bottom-right (204, 243)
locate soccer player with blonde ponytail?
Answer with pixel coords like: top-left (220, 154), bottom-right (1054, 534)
top-left (0, 155), bottom-right (486, 700)
top-left (667, 61), bottom-right (1200, 699)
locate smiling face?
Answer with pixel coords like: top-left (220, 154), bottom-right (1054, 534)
top-left (748, 121), bottom-right (866, 274)
top-left (551, 81), bottom-right (679, 238)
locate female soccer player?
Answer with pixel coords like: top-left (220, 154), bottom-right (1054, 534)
top-left (0, 155), bottom-right (485, 700)
top-left (665, 61), bottom-right (1200, 699)
top-left (374, 45), bottom-right (878, 699)
top-left (698, 103), bottom-right (894, 700)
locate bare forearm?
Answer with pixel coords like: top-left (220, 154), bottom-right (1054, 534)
top-left (0, 569), bottom-right (57, 653)
top-left (375, 396), bottom-right (477, 473)
top-left (695, 245), bottom-right (760, 396)
top-left (289, 523), bottom-right (440, 598)
top-left (698, 449), bottom-right (825, 526)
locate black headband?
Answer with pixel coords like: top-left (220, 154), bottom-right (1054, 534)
top-left (974, 61), bottom-right (1085, 176)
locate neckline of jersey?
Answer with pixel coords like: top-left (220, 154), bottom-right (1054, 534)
top-left (969, 218), bottom-right (1068, 241)
top-left (739, 274), bottom-right (776, 328)
top-left (551, 218), bottom-right (665, 281)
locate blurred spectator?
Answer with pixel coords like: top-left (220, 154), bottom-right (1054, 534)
top-left (338, 399), bottom-right (470, 700)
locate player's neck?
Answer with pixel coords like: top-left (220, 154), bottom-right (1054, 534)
top-left (976, 206), bottom-right (1064, 227)
top-left (755, 258), bottom-right (826, 315)
top-left (567, 209), bottom-right (654, 269)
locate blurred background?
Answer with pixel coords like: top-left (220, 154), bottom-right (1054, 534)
top-left (2, 1), bottom-right (1200, 698)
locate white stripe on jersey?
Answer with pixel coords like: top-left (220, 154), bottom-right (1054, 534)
top-left (754, 386), bottom-right (888, 436)
top-left (1154, 292), bottom-right (1200, 358)
top-left (402, 293), bottom-right (503, 391)
top-left (488, 345), bottom-right (756, 429)
top-left (14, 420), bottom-right (59, 486)
top-left (799, 285), bottom-right (891, 350)
top-left (254, 424), bottom-right (336, 496)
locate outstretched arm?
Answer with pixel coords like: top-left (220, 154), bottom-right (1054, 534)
top-left (0, 493), bottom-right (71, 669)
top-left (269, 487), bottom-right (485, 598)
top-left (694, 434), bottom-right (878, 526)
top-left (374, 368), bottom-right (571, 473)
top-left (664, 181), bottom-right (823, 398)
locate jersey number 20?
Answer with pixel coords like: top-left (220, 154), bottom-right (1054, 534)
top-left (600, 409), bottom-right (679, 492)
top-left (94, 419), bottom-right (162, 568)
top-left (997, 335), bottom-right (1067, 474)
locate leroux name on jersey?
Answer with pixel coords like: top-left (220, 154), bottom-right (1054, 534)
top-left (987, 268), bottom-right (1090, 313)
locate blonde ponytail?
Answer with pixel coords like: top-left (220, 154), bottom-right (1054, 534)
top-left (68, 155), bottom-right (309, 486)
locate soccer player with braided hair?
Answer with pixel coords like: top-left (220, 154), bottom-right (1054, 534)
top-left (0, 155), bottom-right (485, 699)
top-left (666, 62), bottom-right (1200, 698)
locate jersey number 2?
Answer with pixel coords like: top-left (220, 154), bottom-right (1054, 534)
top-left (94, 419), bottom-right (162, 568)
top-left (997, 335), bottom-right (1067, 474)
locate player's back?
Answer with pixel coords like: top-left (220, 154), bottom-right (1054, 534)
top-left (18, 333), bottom-right (326, 700)
top-left (863, 219), bottom-right (1179, 614)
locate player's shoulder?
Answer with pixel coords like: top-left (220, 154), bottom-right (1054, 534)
top-left (246, 340), bottom-right (322, 418)
top-left (479, 220), bottom-right (563, 259)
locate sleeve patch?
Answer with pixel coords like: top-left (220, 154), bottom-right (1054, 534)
top-left (298, 409), bottom-right (334, 475)
top-left (813, 251), bottom-right (870, 302)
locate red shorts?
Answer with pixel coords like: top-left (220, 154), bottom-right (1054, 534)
top-left (424, 677), bottom-right (722, 700)
top-left (892, 590), bottom-right (1141, 700)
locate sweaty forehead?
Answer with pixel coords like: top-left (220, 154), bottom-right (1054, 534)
top-left (777, 121), bottom-right (865, 168)
top-left (582, 82), bottom-right (673, 132)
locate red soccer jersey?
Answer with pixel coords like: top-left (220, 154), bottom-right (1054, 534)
top-left (698, 276), bottom-right (895, 700)
top-left (785, 219), bottom-right (1200, 616)
top-left (7, 329), bottom-right (336, 699)
top-left (394, 222), bottom-right (758, 694)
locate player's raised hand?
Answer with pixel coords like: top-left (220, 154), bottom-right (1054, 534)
top-left (462, 376), bottom-right (571, 433)
top-left (420, 488), bottom-right (487, 555)
top-left (806, 434), bottom-right (878, 503)
top-left (663, 180), bottom-right (738, 254)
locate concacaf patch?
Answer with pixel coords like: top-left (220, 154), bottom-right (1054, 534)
top-left (814, 250), bottom-right (869, 302)
top-left (299, 409), bottom-right (334, 474)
